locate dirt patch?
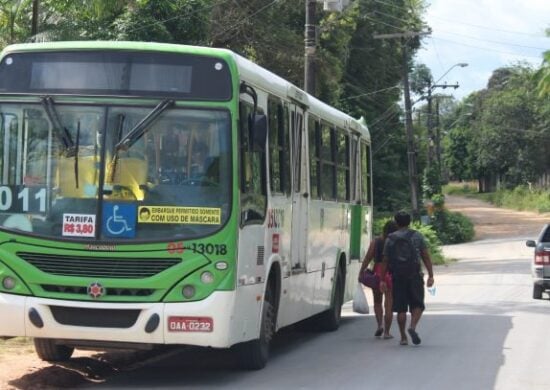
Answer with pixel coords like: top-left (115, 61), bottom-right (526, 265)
top-left (0, 338), bottom-right (163, 389)
top-left (444, 195), bottom-right (550, 240)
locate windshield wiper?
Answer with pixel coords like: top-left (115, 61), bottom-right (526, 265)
top-left (75, 121), bottom-right (80, 189)
top-left (108, 114), bottom-right (125, 184)
top-left (41, 96), bottom-right (75, 156)
top-left (115, 99), bottom-right (174, 152)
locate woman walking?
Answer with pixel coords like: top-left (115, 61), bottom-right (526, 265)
top-left (358, 220), bottom-right (398, 338)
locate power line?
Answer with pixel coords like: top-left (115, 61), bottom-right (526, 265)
top-left (211, 0), bottom-right (280, 41)
top-left (363, 15), bottom-right (409, 34)
top-left (124, 0), bottom-right (232, 36)
top-left (372, 0), bottom-right (417, 13)
top-left (340, 85), bottom-right (401, 101)
top-left (430, 15), bottom-right (546, 38)
top-left (430, 34), bottom-right (447, 75)
top-left (373, 0), bottom-right (546, 38)
top-left (432, 36), bottom-right (544, 59)
top-left (373, 8), bottom-right (547, 51)
top-left (436, 30), bottom-right (548, 51)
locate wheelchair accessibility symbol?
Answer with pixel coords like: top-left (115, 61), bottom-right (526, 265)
top-left (102, 203), bottom-right (136, 238)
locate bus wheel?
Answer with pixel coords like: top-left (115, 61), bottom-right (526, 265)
top-left (235, 283), bottom-right (276, 370)
top-left (34, 338), bottom-right (74, 362)
top-left (318, 266), bottom-right (344, 331)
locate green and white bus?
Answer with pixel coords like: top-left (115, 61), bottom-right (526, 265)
top-left (0, 41), bottom-right (372, 369)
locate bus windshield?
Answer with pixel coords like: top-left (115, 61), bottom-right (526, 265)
top-left (0, 102), bottom-right (231, 241)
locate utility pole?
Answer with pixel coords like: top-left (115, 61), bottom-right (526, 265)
top-left (31, 0), bottom-right (39, 37)
top-left (304, 1), bottom-right (351, 95)
top-left (435, 98), bottom-right (441, 170)
top-left (402, 43), bottom-right (419, 218)
top-left (426, 82), bottom-right (458, 168)
top-left (304, 0), bottom-right (317, 95)
top-left (374, 31), bottom-right (429, 219)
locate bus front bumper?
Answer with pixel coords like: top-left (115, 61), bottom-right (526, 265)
top-left (0, 291), bottom-right (236, 348)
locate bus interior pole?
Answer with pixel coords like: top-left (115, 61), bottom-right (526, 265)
top-left (304, 0), bottom-right (316, 95)
top-left (402, 41), bottom-right (420, 218)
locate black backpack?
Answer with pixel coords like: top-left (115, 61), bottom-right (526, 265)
top-left (387, 230), bottom-right (420, 277)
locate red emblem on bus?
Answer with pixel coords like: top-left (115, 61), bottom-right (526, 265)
top-left (87, 282), bottom-right (105, 299)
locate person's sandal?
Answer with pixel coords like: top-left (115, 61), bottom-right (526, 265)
top-left (399, 339), bottom-right (408, 346)
top-left (383, 334), bottom-right (394, 340)
top-left (408, 328), bottom-right (421, 345)
top-left (374, 328), bottom-right (383, 337)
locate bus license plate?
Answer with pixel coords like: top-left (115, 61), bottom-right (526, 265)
top-left (168, 316), bottom-right (213, 332)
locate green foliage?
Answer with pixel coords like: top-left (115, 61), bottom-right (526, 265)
top-left (0, 0), bottom-right (33, 45)
top-left (409, 63), bottom-right (433, 96)
top-left (443, 65), bottom-right (550, 191)
top-left (537, 28), bottom-right (550, 98)
top-left (340, 0), bottom-right (427, 213)
top-left (484, 185), bottom-right (550, 213)
top-left (422, 164), bottom-right (442, 199)
top-left (430, 209), bottom-right (474, 244)
top-left (411, 221), bottom-right (445, 265)
top-left (431, 193), bottom-right (445, 208)
top-left (444, 126), bottom-right (473, 181)
top-left (443, 182), bottom-right (478, 196)
top-left (373, 216), bottom-right (392, 237)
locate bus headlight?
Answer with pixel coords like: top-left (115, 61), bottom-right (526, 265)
top-left (200, 271), bottom-right (214, 284)
top-left (182, 285), bottom-right (196, 299)
top-left (2, 276), bottom-right (16, 290)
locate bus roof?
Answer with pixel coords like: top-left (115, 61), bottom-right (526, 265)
top-left (1, 41), bottom-right (369, 140)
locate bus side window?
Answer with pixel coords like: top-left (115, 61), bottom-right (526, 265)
top-left (239, 101), bottom-right (266, 225)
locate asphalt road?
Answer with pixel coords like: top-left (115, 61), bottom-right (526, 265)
top-left (83, 196), bottom-right (550, 390)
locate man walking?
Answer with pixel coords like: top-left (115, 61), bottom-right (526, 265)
top-left (379, 211), bottom-right (434, 346)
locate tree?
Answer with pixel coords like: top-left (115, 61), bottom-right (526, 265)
top-left (0, 0), bottom-right (33, 45)
top-left (443, 65), bottom-right (550, 192)
top-left (341, 0), bottom-right (427, 212)
top-left (537, 28), bottom-right (550, 97)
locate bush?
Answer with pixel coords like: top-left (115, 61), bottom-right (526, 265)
top-left (431, 209), bottom-right (475, 244)
top-left (412, 222), bottom-right (445, 265)
top-left (373, 216), bottom-right (392, 237)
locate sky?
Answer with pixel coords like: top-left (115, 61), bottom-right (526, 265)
top-left (415, 0), bottom-right (550, 100)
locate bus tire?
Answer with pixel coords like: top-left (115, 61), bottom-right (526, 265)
top-left (34, 338), bottom-right (74, 362)
top-left (235, 282), bottom-right (276, 370)
top-left (317, 265), bottom-right (344, 331)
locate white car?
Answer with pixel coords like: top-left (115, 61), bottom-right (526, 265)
top-left (526, 224), bottom-right (550, 299)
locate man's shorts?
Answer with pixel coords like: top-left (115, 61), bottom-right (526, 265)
top-left (392, 273), bottom-right (425, 313)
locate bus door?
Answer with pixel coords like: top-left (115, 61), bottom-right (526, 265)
top-left (289, 105), bottom-right (308, 272)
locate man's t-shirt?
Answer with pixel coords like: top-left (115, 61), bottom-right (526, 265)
top-left (383, 228), bottom-right (427, 275)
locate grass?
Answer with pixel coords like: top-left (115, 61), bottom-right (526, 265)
top-left (443, 181), bottom-right (479, 196)
top-left (444, 183), bottom-right (550, 214)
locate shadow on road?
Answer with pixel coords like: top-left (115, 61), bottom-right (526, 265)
top-left (64, 313), bottom-right (513, 390)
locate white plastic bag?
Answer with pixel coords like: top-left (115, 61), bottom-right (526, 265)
top-left (352, 283), bottom-right (369, 314)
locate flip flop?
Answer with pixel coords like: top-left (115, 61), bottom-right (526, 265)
top-left (383, 334), bottom-right (394, 340)
top-left (408, 328), bottom-right (421, 345)
top-left (399, 339), bottom-right (408, 346)
top-left (374, 328), bottom-right (383, 337)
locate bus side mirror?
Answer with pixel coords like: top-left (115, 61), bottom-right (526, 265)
top-left (251, 114), bottom-right (267, 152)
